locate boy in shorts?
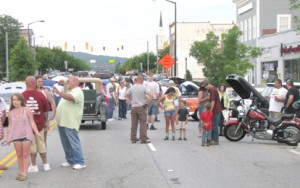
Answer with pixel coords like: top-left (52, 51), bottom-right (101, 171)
top-left (178, 100), bottom-right (189, 141)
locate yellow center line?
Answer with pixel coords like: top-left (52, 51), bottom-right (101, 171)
top-left (0, 121), bottom-right (57, 175)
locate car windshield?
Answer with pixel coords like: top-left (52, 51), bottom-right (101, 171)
top-left (261, 86), bottom-right (274, 97)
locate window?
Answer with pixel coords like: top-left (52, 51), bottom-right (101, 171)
top-left (252, 16), bottom-right (256, 38)
top-left (277, 14), bottom-right (291, 32)
top-left (248, 17), bottom-right (252, 40)
top-left (244, 19), bottom-right (248, 41)
top-left (240, 21), bottom-right (244, 41)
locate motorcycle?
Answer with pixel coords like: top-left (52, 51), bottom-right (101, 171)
top-left (224, 74), bottom-right (300, 146)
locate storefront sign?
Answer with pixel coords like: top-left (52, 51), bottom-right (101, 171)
top-left (281, 44), bottom-right (300, 55)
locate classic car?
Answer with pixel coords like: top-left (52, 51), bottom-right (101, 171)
top-left (77, 77), bottom-right (108, 130)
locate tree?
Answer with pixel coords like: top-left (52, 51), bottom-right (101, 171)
top-left (290, 0), bottom-right (300, 31)
top-left (189, 26), bottom-right (261, 86)
top-left (185, 70), bottom-right (193, 81)
top-left (118, 52), bottom-right (157, 75)
top-left (0, 15), bottom-right (22, 79)
top-left (9, 37), bottom-right (35, 81)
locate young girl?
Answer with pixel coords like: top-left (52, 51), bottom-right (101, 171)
top-left (197, 86), bottom-right (209, 137)
top-left (6, 93), bottom-right (42, 181)
top-left (157, 87), bottom-right (176, 141)
top-left (200, 102), bottom-right (213, 146)
top-left (117, 80), bottom-right (127, 120)
top-left (178, 100), bottom-right (189, 141)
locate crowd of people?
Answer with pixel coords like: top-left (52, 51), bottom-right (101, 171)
top-left (1, 73), bottom-right (299, 182)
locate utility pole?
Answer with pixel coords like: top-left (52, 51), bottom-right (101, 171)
top-left (147, 41), bottom-right (149, 75)
top-left (5, 32), bottom-right (9, 81)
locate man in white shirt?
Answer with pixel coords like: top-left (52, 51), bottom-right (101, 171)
top-left (146, 76), bottom-right (160, 130)
top-left (268, 79), bottom-right (287, 119)
top-left (106, 77), bottom-right (116, 121)
top-left (53, 79), bottom-right (64, 106)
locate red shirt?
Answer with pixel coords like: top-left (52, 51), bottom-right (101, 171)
top-left (200, 111), bottom-right (213, 130)
top-left (22, 90), bottom-right (50, 131)
top-left (209, 86), bottom-right (222, 114)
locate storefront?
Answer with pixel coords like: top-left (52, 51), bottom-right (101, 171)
top-left (257, 30), bottom-right (300, 84)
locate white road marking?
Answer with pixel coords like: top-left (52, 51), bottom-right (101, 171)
top-left (289, 149), bottom-right (300, 156)
top-left (148, 143), bottom-right (157, 151)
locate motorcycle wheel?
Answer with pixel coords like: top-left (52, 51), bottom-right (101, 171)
top-left (224, 124), bottom-right (246, 142)
top-left (283, 125), bottom-right (300, 146)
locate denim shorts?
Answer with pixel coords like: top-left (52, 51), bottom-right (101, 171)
top-left (164, 110), bottom-right (176, 117)
top-left (13, 137), bottom-right (31, 142)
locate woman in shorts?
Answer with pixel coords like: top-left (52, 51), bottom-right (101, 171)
top-left (157, 87), bottom-right (176, 141)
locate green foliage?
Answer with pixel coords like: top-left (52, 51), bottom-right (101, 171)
top-left (9, 37), bottom-right (35, 81)
top-left (118, 52), bottom-right (157, 75)
top-left (189, 26), bottom-right (261, 86)
top-left (290, 0), bottom-right (300, 32)
top-left (35, 46), bottom-right (89, 74)
top-left (0, 15), bottom-right (22, 79)
top-left (185, 70), bottom-right (193, 81)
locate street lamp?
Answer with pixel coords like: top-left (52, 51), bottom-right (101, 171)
top-left (27, 20), bottom-right (45, 46)
top-left (165, 0), bottom-right (177, 76)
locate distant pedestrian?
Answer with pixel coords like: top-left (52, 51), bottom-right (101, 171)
top-left (107, 77), bottom-right (116, 121)
top-left (35, 75), bottom-right (57, 145)
top-left (157, 87), bottom-right (176, 141)
top-left (0, 96), bottom-right (8, 171)
top-left (168, 80), bottom-right (182, 129)
top-left (146, 76), bottom-right (160, 130)
top-left (117, 80), bottom-right (127, 120)
top-left (177, 100), bottom-right (189, 141)
top-left (125, 75), bottom-right (153, 144)
top-left (218, 84), bottom-right (230, 136)
top-left (54, 76), bottom-right (86, 170)
top-left (284, 79), bottom-right (299, 114)
top-left (200, 103), bottom-right (213, 147)
top-left (198, 86), bottom-right (209, 137)
top-left (201, 78), bottom-right (222, 145)
top-left (23, 76), bottom-right (51, 173)
top-left (52, 79), bottom-right (64, 106)
top-left (6, 93), bottom-right (41, 181)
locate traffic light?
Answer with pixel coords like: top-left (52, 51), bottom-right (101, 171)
top-left (121, 45), bottom-right (124, 50)
top-left (103, 46), bottom-right (105, 51)
top-left (85, 42), bottom-right (89, 50)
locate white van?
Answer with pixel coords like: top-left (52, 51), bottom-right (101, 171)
top-left (0, 82), bottom-right (26, 125)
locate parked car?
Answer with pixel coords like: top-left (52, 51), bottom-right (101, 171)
top-left (76, 77), bottom-right (108, 130)
top-left (0, 82), bottom-right (26, 125)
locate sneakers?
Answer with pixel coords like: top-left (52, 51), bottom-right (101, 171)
top-left (61, 162), bottom-right (72, 167)
top-left (172, 136), bottom-right (175, 141)
top-left (118, 118), bottom-right (122, 120)
top-left (164, 136), bottom-right (169, 140)
top-left (140, 140), bottom-right (151, 144)
top-left (43, 163), bottom-right (51, 171)
top-left (108, 118), bottom-right (115, 122)
top-left (183, 137), bottom-right (187, 141)
top-left (28, 165), bottom-right (38, 172)
top-left (73, 164), bottom-right (86, 170)
top-left (178, 137), bottom-right (182, 140)
top-left (150, 125), bottom-right (157, 130)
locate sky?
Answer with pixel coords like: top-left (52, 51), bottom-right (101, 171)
top-left (0, 0), bottom-right (236, 58)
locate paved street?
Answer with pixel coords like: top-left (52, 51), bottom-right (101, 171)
top-left (1, 111), bottom-right (300, 188)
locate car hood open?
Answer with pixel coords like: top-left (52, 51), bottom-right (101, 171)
top-left (225, 74), bottom-right (268, 108)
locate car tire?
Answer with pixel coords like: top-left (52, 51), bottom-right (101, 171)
top-left (101, 122), bottom-right (106, 130)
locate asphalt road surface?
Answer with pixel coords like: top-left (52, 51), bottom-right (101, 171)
top-left (1, 110), bottom-right (300, 188)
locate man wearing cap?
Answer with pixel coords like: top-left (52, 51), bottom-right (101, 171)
top-left (107, 77), bottom-right (116, 121)
top-left (201, 78), bottom-right (222, 145)
top-left (284, 79), bottom-right (299, 114)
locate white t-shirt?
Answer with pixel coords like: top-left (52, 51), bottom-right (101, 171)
top-left (106, 82), bottom-right (115, 98)
top-left (147, 81), bottom-right (160, 99)
top-left (269, 87), bottom-right (288, 113)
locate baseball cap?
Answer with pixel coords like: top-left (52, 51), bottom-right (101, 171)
top-left (287, 78), bottom-right (294, 85)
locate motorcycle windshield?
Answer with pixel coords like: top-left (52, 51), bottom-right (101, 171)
top-left (225, 74), bottom-right (268, 108)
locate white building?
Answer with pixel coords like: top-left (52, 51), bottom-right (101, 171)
top-left (168, 22), bottom-right (234, 79)
top-left (257, 29), bottom-right (300, 84)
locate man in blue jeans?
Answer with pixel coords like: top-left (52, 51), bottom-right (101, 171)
top-left (54, 76), bottom-right (86, 170)
top-left (106, 77), bottom-right (116, 121)
top-left (201, 78), bottom-right (222, 145)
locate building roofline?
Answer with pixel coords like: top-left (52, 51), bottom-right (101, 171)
top-left (258, 29), bottom-right (296, 39)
